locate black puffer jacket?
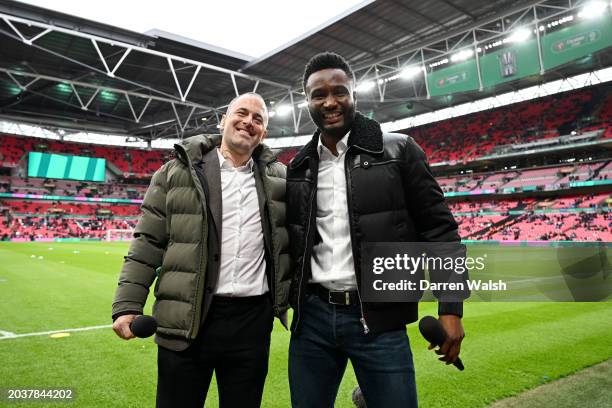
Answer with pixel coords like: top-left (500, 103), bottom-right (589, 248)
top-left (287, 112), bottom-right (462, 335)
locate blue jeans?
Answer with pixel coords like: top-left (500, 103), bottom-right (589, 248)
top-left (289, 293), bottom-right (418, 408)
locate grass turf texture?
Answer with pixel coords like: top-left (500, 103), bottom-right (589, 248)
top-left (489, 359), bottom-right (612, 408)
top-left (0, 242), bottom-right (610, 407)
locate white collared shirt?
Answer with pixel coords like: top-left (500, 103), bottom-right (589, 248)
top-left (310, 133), bottom-right (357, 291)
top-left (214, 149), bottom-right (268, 296)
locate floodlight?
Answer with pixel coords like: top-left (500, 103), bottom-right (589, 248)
top-left (507, 27), bottom-right (532, 43)
top-left (450, 49), bottom-right (474, 63)
top-left (355, 81), bottom-right (375, 92)
top-left (400, 66), bottom-right (422, 79)
top-left (275, 105), bottom-right (293, 116)
top-left (56, 83), bottom-right (72, 93)
top-left (578, 1), bottom-right (608, 18)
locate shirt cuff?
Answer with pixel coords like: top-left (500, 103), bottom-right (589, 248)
top-left (112, 310), bottom-right (142, 322)
top-left (438, 302), bottom-right (463, 318)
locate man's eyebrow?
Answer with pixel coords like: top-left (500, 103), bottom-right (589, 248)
top-left (310, 84), bottom-right (349, 92)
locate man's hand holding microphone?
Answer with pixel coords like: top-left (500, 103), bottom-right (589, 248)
top-left (113, 314), bottom-right (157, 339)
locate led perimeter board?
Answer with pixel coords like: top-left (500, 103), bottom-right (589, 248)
top-left (28, 152), bottom-right (106, 182)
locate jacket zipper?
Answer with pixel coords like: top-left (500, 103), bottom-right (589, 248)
top-left (294, 183), bottom-right (317, 331)
top-left (263, 201), bottom-right (276, 313)
top-left (344, 147), bottom-right (370, 334)
top-left (189, 160), bottom-right (208, 339)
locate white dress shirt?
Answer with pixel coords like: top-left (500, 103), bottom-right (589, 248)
top-left (214, 149), bottom-right (268, 296)
top-left (310, 133), bottom-right (357, 291)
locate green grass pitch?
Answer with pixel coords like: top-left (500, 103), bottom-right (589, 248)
top-left (0, 242), bottom-right (610, 407)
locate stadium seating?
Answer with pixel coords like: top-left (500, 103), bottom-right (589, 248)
top-left (0, 216), bottom-right (137, 241)
top-left (0, 176), bottom-right (148, 199)
top-left (0, 199), bottom-right (139, 240)
top-left (436, 160), bottom-right (610, 193)
top-left (1, 84), bottom-right (610, 242)
top-left (404, 87), bottom-right (608, 163)
top-left (456, 193), bottom-right (611, 241)
top-left (0, 199), bottom-right (140, 216)
top-left (1, 86), bottom-right (609, 172)
top-left (0, 134), bottom-right (167, 175)
top-left (2, 193), bottom-right (608, 241)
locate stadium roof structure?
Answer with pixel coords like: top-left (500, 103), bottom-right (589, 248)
top-left (0, 0), bottom-right (611, 143)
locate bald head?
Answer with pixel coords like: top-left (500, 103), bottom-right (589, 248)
top-left (226, 92), bottom-right (269, 128)
top-left (219, 92), bottom-right (269, 160)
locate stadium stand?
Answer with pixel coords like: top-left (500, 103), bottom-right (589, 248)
top-left (0, 216), bottom-right (137, 241)
top-left (0, 176), bottom-right (148, 199)
top-left (0, 134), bottom-right (168, 175)
top-left (453, 193), bottom-right (611, 241)
top-left (1, 83), bottom-right (610, 242)
top-left (401, 86), bottom-right (611, 164)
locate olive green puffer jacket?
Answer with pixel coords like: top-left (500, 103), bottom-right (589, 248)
top-left (112, 134), bottom-right (290, 344)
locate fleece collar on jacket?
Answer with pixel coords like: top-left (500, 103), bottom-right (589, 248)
top-left (173, 134), bottom-right (276, 166)
top-left (290, 112), bottom-right (384, 169)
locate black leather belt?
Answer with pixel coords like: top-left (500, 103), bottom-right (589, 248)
top-left (309, 283), bottom-right (359, 306)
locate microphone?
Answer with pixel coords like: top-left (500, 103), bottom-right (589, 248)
top-left (130, 315), bottom-right (157, 338)
top-left (418, 315), bottom-right (464, 371)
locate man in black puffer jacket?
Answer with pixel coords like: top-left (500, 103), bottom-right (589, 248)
top-left (287, 52), bottom-right (465, 408)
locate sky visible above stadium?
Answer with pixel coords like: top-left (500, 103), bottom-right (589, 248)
top-left (17, 0), bottom-right (369, 60)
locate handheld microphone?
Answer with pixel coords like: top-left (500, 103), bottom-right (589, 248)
top-left (418, 315), bottom-right (464, 371)
top-left (129, 315), bottom-right (157, 338)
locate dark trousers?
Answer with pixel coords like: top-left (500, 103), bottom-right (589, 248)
top-left (156, 294), bottom-right (273, 408)
top-left (289, 293), bottom-right (418, 408)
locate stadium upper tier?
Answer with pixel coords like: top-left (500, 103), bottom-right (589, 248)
top-left (2, 85), bottom-right (612, 174)
top-left (1, 135), bottom-right (169, 176)
top-left (405, 86), bottom-right (612, 164)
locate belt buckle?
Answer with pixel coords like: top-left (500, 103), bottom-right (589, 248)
top-left (328, 290), bottom-right (350, 306)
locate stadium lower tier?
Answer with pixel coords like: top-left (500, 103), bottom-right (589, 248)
top-left (0, 217), bottom-right (136, 241)
top-left (457, 212), bottom-right (612, 241)
top-left (0, 197), bottom-right (609, 242)
top-left (448, 193), bottom-right (611, 213)
top-left (0, 199), bottom-right (141, 217)
top-left (452, 194), bottom-right (611, 241)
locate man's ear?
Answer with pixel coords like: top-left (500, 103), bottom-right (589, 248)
top-left (260, 129), bottom-right (268, 143)
top-left (219, 114), bottom-right (227, 131)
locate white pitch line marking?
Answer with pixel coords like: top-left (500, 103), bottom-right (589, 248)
top-left (0, 324), bottom-right (112, 340)
top-left (0, 329), bottom-right (16, 337)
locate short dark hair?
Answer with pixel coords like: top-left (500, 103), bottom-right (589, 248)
top-left (302, 52), bottom-right (355, 93)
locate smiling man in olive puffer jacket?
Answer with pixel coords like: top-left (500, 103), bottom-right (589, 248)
top-left (111, 92), bottom-right (290, 408)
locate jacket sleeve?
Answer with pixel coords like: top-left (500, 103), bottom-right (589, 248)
top-left (112, 163), bottom-right (170, 320)
top-left (401, 137), bottom-right (465, 317)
